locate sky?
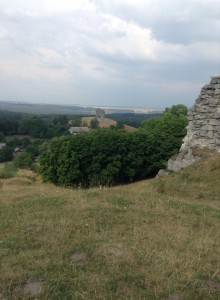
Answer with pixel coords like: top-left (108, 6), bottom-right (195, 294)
top-left (0, 0), bottom-right (219, 109)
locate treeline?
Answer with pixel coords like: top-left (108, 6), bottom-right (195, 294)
top-left (106, 112), bottom-right (162, 128)
top-left (0, 111), bottom-right (72, 163)
top-left (0, 111), bottom-right (70, 139)
top-left (40, 105), bottom-right (188, 187)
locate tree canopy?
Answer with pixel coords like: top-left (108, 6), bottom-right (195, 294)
top-left (40, 104), bottom-right (188, 188)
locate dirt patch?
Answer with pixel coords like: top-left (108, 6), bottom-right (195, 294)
top-left (69, 252), bottom-right (88, 266)
top-left (96, 243), bottom-right (134, 262)
top-left (163, 295), bottom-right (183, 300)
top-left (21, 279), bottom-right (43, 297)
top-left (203, 277), bottom-right (220, 291)
top-left (117, 281), bottom-right (133, 297)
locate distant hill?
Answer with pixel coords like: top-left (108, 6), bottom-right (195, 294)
top-left (0, 101), bottom-right (160, 116)
top-left (0, 101), bottom-right (95, 115)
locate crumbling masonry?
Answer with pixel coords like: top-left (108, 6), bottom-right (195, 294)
top-left (168, 76), bottom-right (220, 172)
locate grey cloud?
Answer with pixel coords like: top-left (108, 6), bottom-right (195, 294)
top-left (0, 0), bottom-right (219, 108)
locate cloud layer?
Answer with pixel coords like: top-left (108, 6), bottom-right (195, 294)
top-left (0, 0), bottom-right (219, 108)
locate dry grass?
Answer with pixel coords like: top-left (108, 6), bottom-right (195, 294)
top-left (81, 116), bottom-right (136, 132)
top-left (0, 155), bottom-right (220, 299)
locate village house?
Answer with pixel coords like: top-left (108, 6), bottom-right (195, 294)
top-left (0, 143), bottom-right (6, 150)
top-left (69, 127), bottom-right (89, 135)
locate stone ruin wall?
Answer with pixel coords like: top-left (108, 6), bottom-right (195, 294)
top-left (168, 76), bottom-right (220, 172)
top-left (96, 108), bottom-right (105, 121)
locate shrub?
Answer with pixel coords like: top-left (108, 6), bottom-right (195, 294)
top-left (0, 163), bottom-right (17, 179)
top-left (13, 151), bottom-right (33, 169)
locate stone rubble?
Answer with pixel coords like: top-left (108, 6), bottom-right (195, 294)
top-left (167, 76), bottom-right (220, 172)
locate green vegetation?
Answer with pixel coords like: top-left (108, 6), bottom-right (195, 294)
top-left (0, 163), bottom-right (17, 179)
top-left (0, 110), bottom-right (70, 140)
top-left (107, 112), bottom-right (162, 128)
top-left (13, 152), bottom-right (33, 169)
top-left (142, 104), bottom-right (188, 156)
top-left (0, 145), bottom-right (14, 163)
top-left (90, 118), bottom-right (99, 129)
top-left (40, 105), bottom-right (188, 187)
top-left (39, 130), bottom-right (169, 187)
top-left (0, 154), bottom-right (220, 299)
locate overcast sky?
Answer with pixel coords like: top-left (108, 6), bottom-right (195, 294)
top-left (0, 0), bottom-right (219, 109)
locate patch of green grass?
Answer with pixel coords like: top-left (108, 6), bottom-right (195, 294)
top-left (111, 197), bottom-right (132, 207)
top-left (0, 163), bottom-right (17, 179)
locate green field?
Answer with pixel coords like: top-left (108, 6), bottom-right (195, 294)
top-left (0, 155), bottom-right (220, 299)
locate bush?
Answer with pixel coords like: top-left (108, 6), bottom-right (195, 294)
top-left (40, 130), bottom-right (169, 187)
top-left (13, 151), bottom-right (33, 169)
top-left (0, 145), bottom-right (13, 162)
top-left (0, 163), bottom-right (17, 179)
top-left (39, 105), bottom-right (188, 188)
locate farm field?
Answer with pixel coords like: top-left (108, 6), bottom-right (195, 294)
top-left (81, 116), bottom-right (136, 131)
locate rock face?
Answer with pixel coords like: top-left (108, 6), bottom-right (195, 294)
top-left (168, 76), bottom-right (220, 172)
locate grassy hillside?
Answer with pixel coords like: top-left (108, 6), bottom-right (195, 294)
top-left (0, 155), bottom-right (220, 299)
top-left (81, 116), bottom-right (136, 132)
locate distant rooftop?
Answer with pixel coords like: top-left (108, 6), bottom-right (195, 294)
top-left (69, 127), bottom-right (89, 134)
top-left (0, 143), bottom-right (6, 150)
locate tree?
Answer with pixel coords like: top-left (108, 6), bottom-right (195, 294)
top-left (0, 146), bottom-right (14, 162)
top-left (142, 104), bottom-right (188, 159)
top-left (52, 115), bottom-right (68, 125)
top-left (90, 118), bottom-right (99, 129)
top-left (164, 104), bottom-right (187, 116)
top-left (0, 132), bottom-right (5, 142)
top-left (69, 116), bottom-right (82, 127)
top-left (115, 121), bottom-right (125, 130)
top-left (40, 130), bottom-right (160, 187)
top-left (18, 117), bottom-right (47, 138)
top-left (13, 151), bottom-right (33, 169)
top-left (39, 105), bottom-right (188, 188)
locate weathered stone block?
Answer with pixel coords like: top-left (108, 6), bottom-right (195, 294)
top-left (209, 119), bottom-right (219, 126)
top-left (211, 79), bottom-right (218, 84)
top-left (200, 130), bottom-right (207, 137)
top-left (202, 84), bottom-right (214, 90)
top-left (207, 131), bottom-right (214, 139)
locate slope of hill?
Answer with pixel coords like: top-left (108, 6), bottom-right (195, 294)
top-left (82, 116), bottom-right (136, 132)
top-left (0, 154), bottom-right (220, 299)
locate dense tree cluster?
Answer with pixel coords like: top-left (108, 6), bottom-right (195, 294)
top-left (1, 105), bottom-right (188, 181)
top-left (0, 111), bottom-right (70, 139)
top-left (142, 104), bottom-right (188, 156)
top-left (40, 104), bottom-right (188, 187)
top-left (0, 111), bottom-right (71, 163)
top-left (106, 112), bottom-right (162, 128)
top-left (40, 105), bottom-right (187, 187)
top-left (40, 130), bottom-right (155, 187)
